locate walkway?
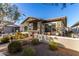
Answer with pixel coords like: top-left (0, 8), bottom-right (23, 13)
top-left (0, 43), bottom-right (8, 56)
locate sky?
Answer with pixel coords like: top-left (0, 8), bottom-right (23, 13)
top-left (15, 3), bottom-right (79, 27)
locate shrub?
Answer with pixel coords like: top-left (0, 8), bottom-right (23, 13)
top-left (9, 35), bottom-right (15, 41)
top-left (31, 38), bottom-right (39, 45)
top-left (1, 36), bottom-right (9, 43)
top-left (49, 41), bottom-right (58, 50)
top-left (22, 47), bottom-right (36, 56)
top-left (15, 32), bottom-right (22, 39)
top-left (8, 41), bottom-right (22, 54)
top-left (26, 34), bottom-right (28, 37)
top-left (15, 32), bottom-right (27, 39)
top-left (20, 40), bottom-right (28, 46)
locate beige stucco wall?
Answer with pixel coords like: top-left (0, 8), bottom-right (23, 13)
top-left (56, 21), bottom-right (62, 28)
top-left (34, 34), bottom-right (79, 52)
top-left (52, 36), bottom-right (79, 52)
top-left (22, 22), bottom-right (28, 26)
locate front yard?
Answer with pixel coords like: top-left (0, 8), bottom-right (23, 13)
top-left (2, 41), bottom-right (79, 56)
top-left (0, 32), bottom-right (79, 56)
top-left (1, 37), bottom-right (79, 56)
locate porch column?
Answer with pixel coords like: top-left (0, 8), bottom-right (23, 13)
top-left (37, 22), bottom-right (41, 34)
top-left (28, 23), bottom-right (33, 36)
top-left (42, 23), bottom-right (45, 34)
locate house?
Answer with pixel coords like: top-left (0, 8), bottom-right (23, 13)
top-left (3, 25), bottom-right (20, 34)
top-left (21, 16), bottom-right (67, 36)
top-left (71, 21), bottom-right (79, 33)
top-left (71, 21), bottom-right (79, 38)
top-left (0, 20), bottom-right (20, 34)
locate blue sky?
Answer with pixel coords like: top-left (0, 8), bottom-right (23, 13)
top-left (15, 3), bottom-right (79, 27)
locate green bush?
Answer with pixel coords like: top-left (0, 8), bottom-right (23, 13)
top-left (20, 40), bottom-right (28, 46)
top-left (8, 41), bottom-right (22, 54)
top-left (31, 38), bottom-right (39, 45)
top-left (1, 37), bottom-right (9, 43)
top-left (49, 41), bottom-right (58, 50)
top-left (22, 47), bottom-right (36, 56)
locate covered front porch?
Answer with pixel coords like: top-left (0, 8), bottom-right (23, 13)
top-left (27, 19), bottom-right (63, 36)
top-left (21, 16), bottom-right (67, 37)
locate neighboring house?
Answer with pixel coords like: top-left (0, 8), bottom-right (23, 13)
top-left (0, 20), bottom-right (20, 34)
top-left (21, 16), bottom-right (67, 36)
top-left (71, 22), bottom-right (79, 38)
top-left (71, 21), bottom-right (79, 33)
top-left (3, 25), bottom-right (20, 34)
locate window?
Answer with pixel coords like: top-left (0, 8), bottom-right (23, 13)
top-left (24, 26), bottom-right (28, 31)
top-left (33, 22), bottom-right (37, 30)
top-left (45, 24), bottom-right (51, 32)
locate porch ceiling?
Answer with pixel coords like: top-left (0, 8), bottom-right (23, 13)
top-left (28, 17), bottom-right (65, 23)
top-left (43, 17), bottom-right (66, 23)
top-left (28, 19), bottom-right (47, 23)
top-left (21, 16), bottom-right (67, 25)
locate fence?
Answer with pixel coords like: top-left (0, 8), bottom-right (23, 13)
top-left (34, 34), bottom-right (79, 52)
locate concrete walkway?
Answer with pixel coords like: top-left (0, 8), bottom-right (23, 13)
top-left (0, 43), bottom-right (8, 56)
top-left (0, 52), bottom-right (6, 56)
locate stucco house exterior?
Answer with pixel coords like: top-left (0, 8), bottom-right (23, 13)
top-left (21, 16), bottom-right (67, 36)
top-left (71, 21), bottom-right (79, 33)
top-left (71, 21), bottom-right (79, 38)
